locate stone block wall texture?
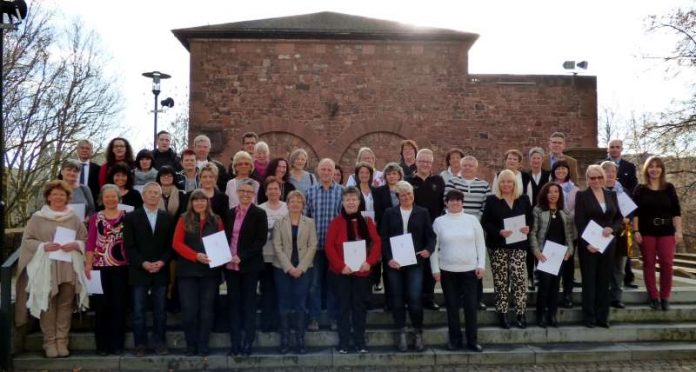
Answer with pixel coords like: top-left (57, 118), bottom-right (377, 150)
top-left (188, 38), bottom-right (597, 181)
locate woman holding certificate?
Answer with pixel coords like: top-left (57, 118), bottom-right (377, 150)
top-left (529, 183), bottom-right (575, 328)
top-left (85, 184), bottom-right (129, 355)
top-left (59, 159), bottom-right (96, 220)
top-left (325, 186), bottom-right (381, 354)
top-left (574, 165), bottom-right (622, 328)
top-left (225, 178), bottom-right (268, 357)
top-left (550, 160), bottom-right (579, 309)
top-left (431, 189), bottom-right (486, 352)
top-left (272, 190), bottom-right (318, 354)
top-left (632, 156), bottom-right (682, 311)
top-left (481, 169), bottom-right (532, 329)
top-left (15, 180), bottom-right (88, 358)
top-left (172, 189), bottom-right (225, 356)
top-left (380, 181), bottom-right (436, 352)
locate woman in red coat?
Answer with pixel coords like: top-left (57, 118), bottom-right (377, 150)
top-left (325, 186), bottom-right (381, 354)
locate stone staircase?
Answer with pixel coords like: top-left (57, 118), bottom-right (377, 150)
top-left (11, 287), bottom-right (696, 371)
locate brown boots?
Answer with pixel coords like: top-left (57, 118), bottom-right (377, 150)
top-left (40, 283), bottom-right (75, 358)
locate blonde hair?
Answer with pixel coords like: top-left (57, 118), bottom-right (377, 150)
top-left (495, 169), bottom-right (521, 198)
top-left (200, 163), bottom-right (219, 178)
top-left (43, 180), bottom-right (73, 204)
top-left (356, 147), bottom-right (376, 165)
top-left (289, 148), bottom-right (309, 169)
top-left (232, 150), bottom-right (255, 173)
top-left (394, 180), bottom-right (413, 195)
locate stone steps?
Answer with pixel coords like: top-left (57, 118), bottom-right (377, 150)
top-left (21, 322), bottom-right (696, 351)
top-left (12, 342), bottom-right (696, 371)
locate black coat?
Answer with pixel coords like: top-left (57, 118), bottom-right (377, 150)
top-left (481, 195), bottom-right (533, 250)
top-left (606, 158), bottom-right (638, 195)
top-left (86, 162), bottom-right (102, 203)
top-left (379, 205), bottom-right (436, 264)
top-left (152, 148), bottom-right (182, 172)
top-left (526, 169), bottom-right (551, 206)
top-left (574, 188), bottom-right (622, 252)
top-left (124, 208), bottom-right (175, 286)
top-left (227, 204), bottom-right (268, 273)
top-left (372, 184), bottom-right (397, 227)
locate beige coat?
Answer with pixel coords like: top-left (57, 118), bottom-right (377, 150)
top-left (15, 207), bottom-right (88, 327)
top-left (272, 215), bottom-right (317, 273)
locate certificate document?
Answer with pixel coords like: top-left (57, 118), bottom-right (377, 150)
top-left (118, 204), bottom-right (134, 213)
top-left (343, 240), bottom-right (366, 272)
top-left (390, 233), bottom-right (417, 267)
top-left (68, 203), bottom-right (86, 220)
top-left (536, 241), bottom-right (567, 276)
top-left (616, 192), bottom-right (637, 218)
top-left (86, 270), bottom-right (104, 295)
top-left (503, 215), bottom-right (527, 244)
top-left (360, 211), bottom-right (375, 222)
top-left (202, 230), bottom-right (232, 268)
top-left (49, 227), bottom-right (77, 262)
top-left (581, 220), bottom-right (614, 253)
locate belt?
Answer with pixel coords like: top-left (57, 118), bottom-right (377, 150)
top-left (652, 218), bottom-right (672, 227)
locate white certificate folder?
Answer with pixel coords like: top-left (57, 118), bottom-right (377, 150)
top-left (390, 233), bottom-right (417, 267)
top-left (202, 231), bottom-right (232, 268)
top-left (343, 240), bottom-right (366, 272)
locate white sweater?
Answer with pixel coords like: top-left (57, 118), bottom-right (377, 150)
top-left (431, 211), bottom-right (487, 274)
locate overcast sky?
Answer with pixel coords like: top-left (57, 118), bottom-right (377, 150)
top-left (48, 0), bottom-right (693, 151)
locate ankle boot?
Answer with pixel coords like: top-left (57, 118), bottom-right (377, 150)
top-left (279, 315), bottom-right (290, 354)
top-left (498, 312), bottom-right (510, 329)
top-left (397, 327), bottom-right (408, 352)
top-left (414, 329), bottom-right (425, 352)
top-left (546, 311), bottom-right (559, 327)
top-left (295, 312), bottom-right (307, 354)
top-left (515, 314), bottom-right (527, 329)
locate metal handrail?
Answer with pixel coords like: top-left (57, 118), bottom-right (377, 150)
top-left (1, 248), bottom-right (20, 371)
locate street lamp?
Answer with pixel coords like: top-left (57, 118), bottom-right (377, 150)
top-left (142, 71), bottom-right (173, 148)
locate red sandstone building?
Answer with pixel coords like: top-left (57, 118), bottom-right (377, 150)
top-left (173, 11), bottom-right (598, 179)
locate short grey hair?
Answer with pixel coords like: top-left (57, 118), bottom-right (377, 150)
top-left (254, 141), bottom-right (269, 155)
top-left (382, 162), bottom-right (404, 180)
top-left (193, 134), bottom-right (211, 147)
top-left (289, 148), bottom-right (309, 169)
top-left (461, 155), bottom-right (478, 167)
top-left (236, 177), bottom-right (257, 191)
top-left (528, 147), bottom-right (545, 158)
top-left (99, 184), bottom-right (121, 203)
top-left (61, 158), bottom-right (81, 171)
top-left (142, 182), bottom-right (162, 194)
top-left (416, 148), bottom-right (434, 161)
top-left (394, 180), bottom-right (413, 195)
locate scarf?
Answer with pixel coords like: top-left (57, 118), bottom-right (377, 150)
top-left (158, 188), bottom-right (180, 215)
top-left (341, 208), bottom-right (372, 252)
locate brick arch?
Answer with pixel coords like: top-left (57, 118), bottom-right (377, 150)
top-left (338, 131), bottom-right (409, 176)
top-left (258, 131), bottom-right (320, 169)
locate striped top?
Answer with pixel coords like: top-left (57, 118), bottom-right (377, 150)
top-left (444, 177), bottom-right (491, 221)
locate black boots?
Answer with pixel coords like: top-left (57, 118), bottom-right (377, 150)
top-left (279, 315), bottom-right (290, 354)
top-left (498, 312), bottom-right (510, 329)
top-left (398, 327), bottom-right (408, 352)
top-left (295, 312), bottom-right (307, 354)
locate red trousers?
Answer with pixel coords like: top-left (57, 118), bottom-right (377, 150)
top-left (641, 235), bottom-right (676, 300)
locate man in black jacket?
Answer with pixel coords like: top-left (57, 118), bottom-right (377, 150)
top-left (124, 182), bottom-right (175, 357)
top-left (606, 139), bottom-right (639, 288)
top-left (76, 139), bottom-right (102, 201)
top-left (152, 130), bottom-right (182, 171)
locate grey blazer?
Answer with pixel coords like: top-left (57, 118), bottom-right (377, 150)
top-left (529, 206), bottom-right (576, 256)
top-left (272, 214), bottom-right (318, 273)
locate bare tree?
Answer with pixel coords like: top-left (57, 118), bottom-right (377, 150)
top-left (3, 6), bottom-right (123, 227)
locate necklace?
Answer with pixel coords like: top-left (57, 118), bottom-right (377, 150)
top-left (550, 208), bottom-right (558, 219)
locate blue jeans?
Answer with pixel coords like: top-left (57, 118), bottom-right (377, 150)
top-left (386, 264), bottom-right (424, 329)
top-left (308, 251), bottom-right (337, 320)
top-left (274, 267), bottom-right (313, 315)
top-left (132, 284), bottom-right (167, 348)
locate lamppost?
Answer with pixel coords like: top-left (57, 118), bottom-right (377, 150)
top-left (0, 0), bottom-right (28, 258)
top-left (142, 71), bottom-right (173, 148)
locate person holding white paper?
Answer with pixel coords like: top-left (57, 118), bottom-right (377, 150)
top-left (481, 169), bottom-right (532, 329)
top-left (353, 162), bottom-right (381, 295)
top-left (15, 180), bottom-right (88, 359)
top-left (431, 190), bottom-right (486, 352)
top-left (379, 181), bottom-right (435, 352)
top-left (529, 183), bottom-right (575, 328)
top-left (575, 165), bottom-right (622, 329)
top-left (550, 160), bottom-right (579, 309)
top-left (59, 159), bottom-right (95, 221)
top-left (601, 161), bottom-right (634, 309)
top-left (325, 187), bottom-right (381, 354)
top-left (172, 189), bottom-right (225, 356)
top-left (86, 184), bottom-right (129, 356)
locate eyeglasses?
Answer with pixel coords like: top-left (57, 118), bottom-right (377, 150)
top-left (589, 176), bottom-right (604, 181)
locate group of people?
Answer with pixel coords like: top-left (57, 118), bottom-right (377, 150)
top-left (15, 130), bottom-right (683, 359)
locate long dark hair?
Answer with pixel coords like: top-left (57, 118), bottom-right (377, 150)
top-left (265, 158), bottom-right (289, 183)
top-left (106, 137), bottom-right (135, 166)
top-left (183, 189), bottom-right (220, 233)
top-left (354, 162), bottom-right (374, 186)
top-left (537, 182), bottom-right (565, 211)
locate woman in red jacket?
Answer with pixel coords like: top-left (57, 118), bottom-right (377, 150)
top-left (325, 186), bottom-right (381, 354)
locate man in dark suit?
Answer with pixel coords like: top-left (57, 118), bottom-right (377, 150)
top-left (76, 139), bottom-right (102, 201)
top-left (152, 130), bottom-right (182, 171)
top-left (606, 139), bottom-right (639, 288)
top-left (542, 132), bottom-right (579, 184)
top-left (124, 182), bottom-right (175, 357)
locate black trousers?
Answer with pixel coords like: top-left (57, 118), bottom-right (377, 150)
top-left (579, 244), bottom-right (614, 324)
top-left (178, 275), bottom-right (218, 353)
top-left (259, 263), bottom-right (279, 330)
top-left (440, 270), bottom-right (478, 346)
top-left (421, 257), bottom-right (436, 304)
top-left (624, 258), bottom-right (635, 285)
top-left (91, 266), bottom-right (128, 353)
top-left (333, 272), bottom-right (370, 349)
top-left (560, 245), bottom-right (576, 295)
top-left (225, 270), bottom-right (260, 348)
top-left (536, 270), bottom-right (561, 319)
